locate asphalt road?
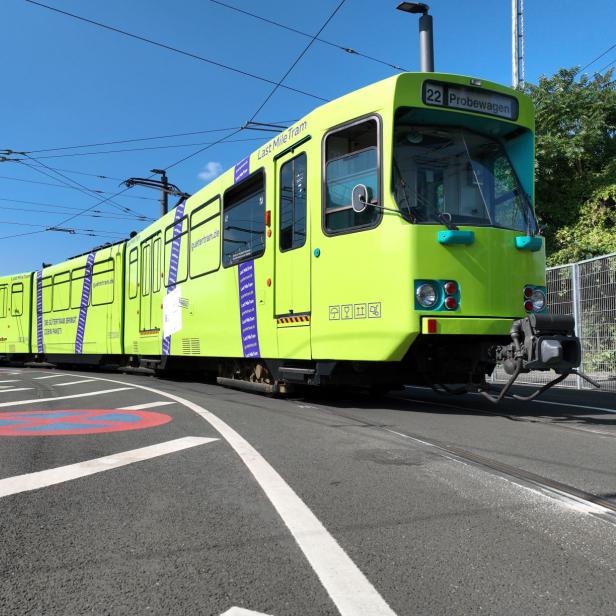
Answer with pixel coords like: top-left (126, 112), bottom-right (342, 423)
top-left (1, 366), bottom-right (616, 616)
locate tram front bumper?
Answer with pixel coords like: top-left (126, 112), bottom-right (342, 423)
top-left (420, 316), bottom-right (514, 336)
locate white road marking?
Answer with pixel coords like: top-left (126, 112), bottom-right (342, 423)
top-left (118, 401), bottom-right (176, 411)
top-left (0, 380), bottom-right (20, 384)
top-left (0, 437), bottom-right (218, 498)
top-left (0, 388), bottom-right (34, 394)
top-left (52, 379), bottom-right (99, 387)
top-left (0, 387), bottom-right (133, 409)
top-left (33, 374), bottom-right (71, 380)
top-left (60, 374), bottom-right (397, 616)
top-left (221, 608), bottom-right (272, 616)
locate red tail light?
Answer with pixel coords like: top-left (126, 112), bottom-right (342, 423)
top-left (444, 296), bottom-right (458, 310)
top-left (444, 281), bottom-right (458, 295)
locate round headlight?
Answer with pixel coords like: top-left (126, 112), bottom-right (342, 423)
top-left (531, 288), bottom-right (546, 312)
top-left (416, 283), bottom-right (438, 308)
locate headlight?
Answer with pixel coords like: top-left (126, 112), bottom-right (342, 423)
top-left (531, 288), bottom-right (546, 312)
top-left (416, 283), bottom-right (438, 308)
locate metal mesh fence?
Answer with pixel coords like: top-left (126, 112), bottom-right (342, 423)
top-left (493, 252), bottom-right (616, 393)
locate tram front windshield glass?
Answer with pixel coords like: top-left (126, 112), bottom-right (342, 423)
top-left (392, 123), bottom-right (537, 234)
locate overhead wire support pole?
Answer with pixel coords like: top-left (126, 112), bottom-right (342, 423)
top-left (122, 171), bottom-right (190, 218)
top-left (512, 0), bottom-right (524, 89)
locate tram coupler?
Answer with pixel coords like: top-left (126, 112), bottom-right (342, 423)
top-left (482, 314), bottom-right (598, 404)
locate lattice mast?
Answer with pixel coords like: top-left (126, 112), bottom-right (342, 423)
top-left (512, 0), bottom-right (525, 88)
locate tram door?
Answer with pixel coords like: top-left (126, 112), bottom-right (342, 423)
top-left (139, 234), bottom-right (162, 333)
top-left (274, 150), bottom-right (311, 358)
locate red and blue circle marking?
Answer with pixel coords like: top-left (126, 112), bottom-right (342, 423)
top-left (0, 409), bottom-right (172, 436)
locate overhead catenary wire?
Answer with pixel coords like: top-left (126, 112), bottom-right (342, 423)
top-left (12, 1), bottom-right (339, 241)
top-left (24, 0), bottom-right (329, 103)
top-left (22, 136), bottom-right (272, 160)
top-left (596, 58), bottom-right (616, 74)
top-left (0, 174), bottom-right (158, 201)
top-left (249, 0), bottom-right (348, 121)
top-left (207, 0), bottom-right (406, 72)
top-left (19, 163), bottom-right (123, 181)
top-left (0, 219), bottom-right (128, 236)
top-left (579, 40), bottom-right (616, 73)
top-left (159, 2), bottom-right (346, 173)
top-left (18, 155), bottom-right (148, 219)
top-left (24, 121), bottom-right (295, 154)
top-left (0, 197), bottom-right (153, 221)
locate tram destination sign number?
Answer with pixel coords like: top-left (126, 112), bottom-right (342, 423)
top-left (422, 81), bottom-right (519, 121)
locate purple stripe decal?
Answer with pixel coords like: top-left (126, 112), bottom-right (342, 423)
top-left (238, 260), bottom-right (261, 358)
top-left (75, 251), bottom-right (97, 354)
top-left (36, 271), bottom-right (43, 354)
top-left (234, 156), bottom-right (250, 183)
top-left (162, 201), bottom-right (186, 356)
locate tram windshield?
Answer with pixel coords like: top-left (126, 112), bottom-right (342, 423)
top-left (392, 122), bottom-right (537, 234)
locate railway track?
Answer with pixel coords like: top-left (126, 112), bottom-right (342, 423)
top-left (398, 387), bottom-right (616, 440)
top-left (307, 396), bottom-right (616, 525)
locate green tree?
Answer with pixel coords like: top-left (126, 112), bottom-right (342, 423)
top-left (524, 67), bottom-right (616, 264)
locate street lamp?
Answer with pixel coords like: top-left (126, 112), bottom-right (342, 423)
top-left (396, 2), bottom-right (435, 72)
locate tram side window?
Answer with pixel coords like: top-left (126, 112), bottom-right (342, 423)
top-left (53, 271), bottom-right (70, 312)
top-left (223, 171), bottom-right (265, 267)
top-left (190, 197), bottom-right (221, 278)
top-left (141, 242), bottom-right (151, 297)
top-left (153, 236), bottom-right (162, 293)
top-left (324, 118), bottom-right (381, 233)
top-left (164, 216), bottom-right (189, 286)
top-left (128, 248), bottom-right (138, 299)
top-left (71, 267), bottom-right (85, 309)
top-left (0, 286), bottom-right (6, 318)
top-left (91, 259), bottom-right (115, 306)
top-left (280, 153), bottom-right (307, 251)
top-left (42, 276), bottom-right (52, 313)
top-left (11, 283), bottom-right (23, 316)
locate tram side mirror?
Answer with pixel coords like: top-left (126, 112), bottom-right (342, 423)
top-left (352, 184), bottom-right (370, 213)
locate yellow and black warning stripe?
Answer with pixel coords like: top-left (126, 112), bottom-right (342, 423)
top-left (276, 314), bottom-right (311, 324)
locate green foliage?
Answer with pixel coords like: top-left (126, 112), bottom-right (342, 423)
top-left (524, 68), bottom-right (616, 264)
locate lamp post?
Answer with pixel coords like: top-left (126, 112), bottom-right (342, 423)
top-left (396, 2), bottom-right (434, 72)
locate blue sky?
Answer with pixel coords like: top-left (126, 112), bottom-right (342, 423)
top-left (2, 0), bottom-right (615, 273)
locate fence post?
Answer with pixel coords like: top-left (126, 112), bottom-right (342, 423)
top-left (571, 262), bottom-right (582, 389)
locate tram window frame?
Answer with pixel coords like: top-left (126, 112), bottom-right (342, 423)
top-left (70, 267), bottom-right (85, 310)
top-left (52, 271), bottom-right (70, 312)
top-left (141, 241), bottom-right (151, 297)
top-left (322, 115), bottom-right (383, 236)
top-left (152, 235), bottom-right (162, 293)
top-left (128, 247), bottom-right (139, 299)
top-left (11, 283), bottom-right (23, 317)
top-left (91, 258), bottom-right (115, 307)
top-left (222, 169), bottom-right (266, 268)
top-left (41, 275), bottom-right (53, 314)
top-left (189, 196), bottom-right (221, 279)
top-left (279, 153), bottom-right (307, 252)
top-left (164, 215), bottom-right (189, 287)
top-left (0, 285), bottom-right (6, 318)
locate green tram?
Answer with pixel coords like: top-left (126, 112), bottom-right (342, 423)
top-left (0, 72), bottom-right (586, 401)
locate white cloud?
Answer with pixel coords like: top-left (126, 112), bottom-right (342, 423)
top-left (198, 161), bottom-right (223, 182)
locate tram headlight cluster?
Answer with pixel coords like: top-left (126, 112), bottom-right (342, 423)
top-left (415, 280), bottom-right (460, 311)
top-left (416, 283), bottom-right (438, 308)
top-left (523, 286), bottom-right (546, 313)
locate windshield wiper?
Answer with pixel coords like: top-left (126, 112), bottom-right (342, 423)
top-left (437, 212), bottom-right (459, 230)
top-left (393, 157), bottom-right (420, 222)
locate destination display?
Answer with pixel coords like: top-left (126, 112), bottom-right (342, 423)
top-left (422, 81), bottom-right (519, 120)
